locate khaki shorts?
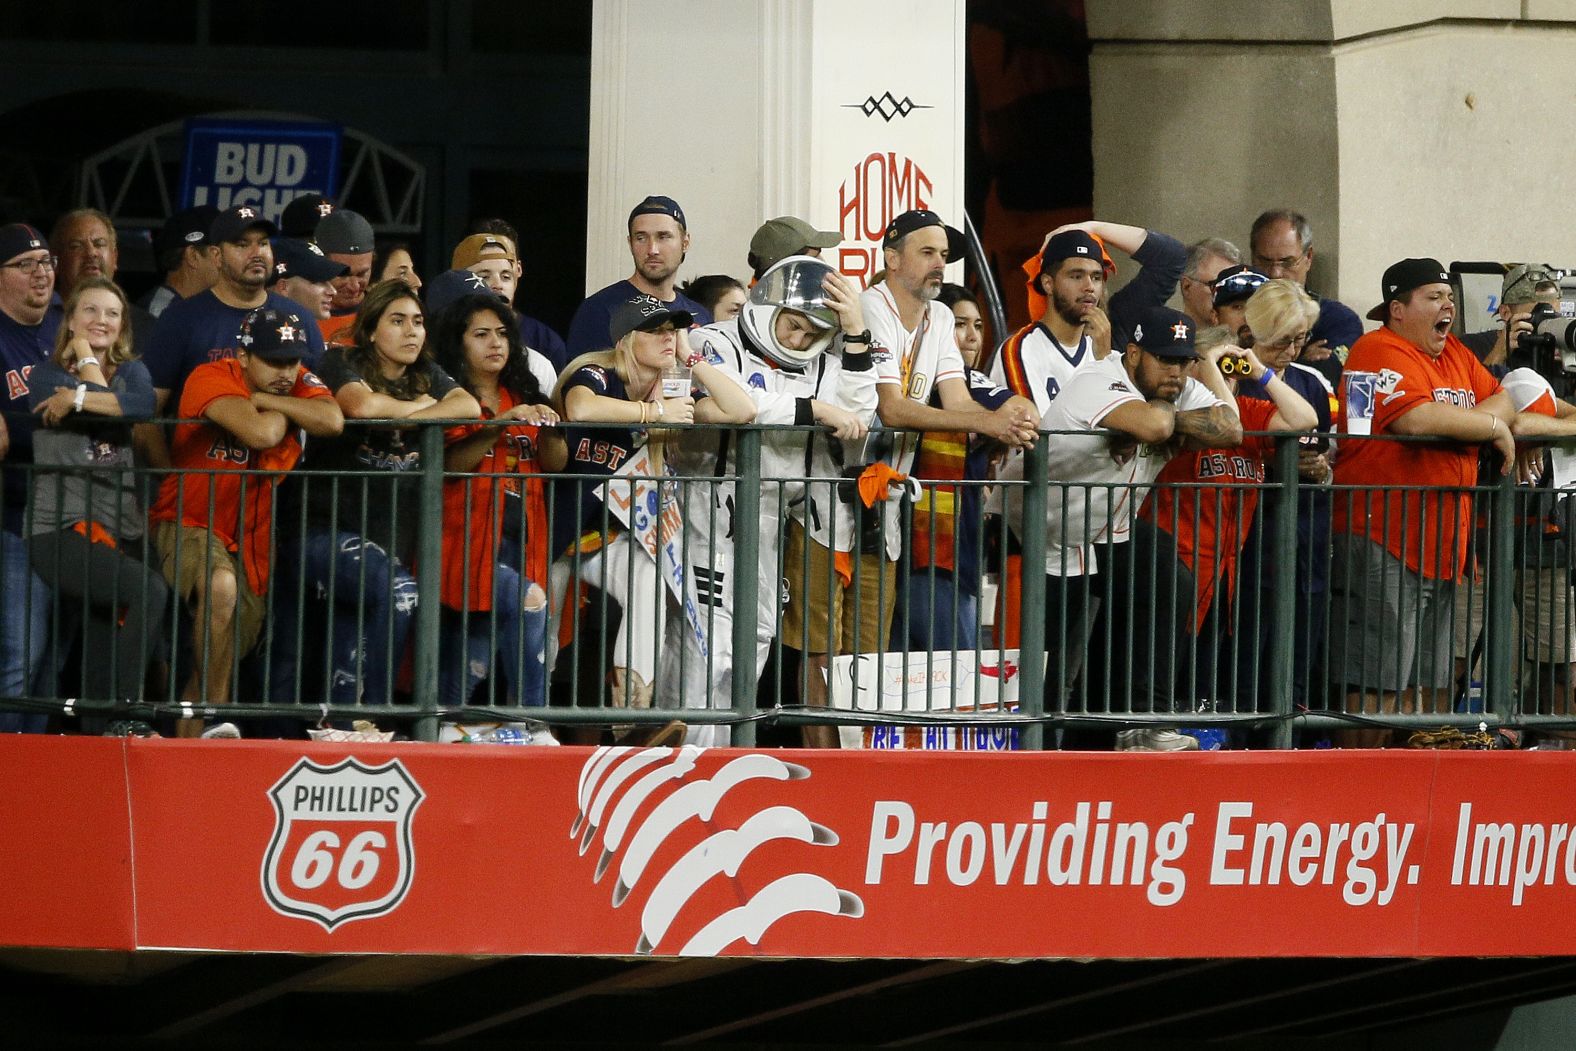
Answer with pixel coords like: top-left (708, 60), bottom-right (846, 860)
top-left (155, 522), bottom-right (266, 659)
top-left (781, 519), bottom-right (896, 655)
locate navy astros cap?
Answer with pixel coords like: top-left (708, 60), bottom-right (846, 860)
top-left (238, 307), bottom-right (310, 363)
top-left (882, 209), bottom-right (966, 259)
top-left (1366, 257), bottom-right (1451, 321)
top-left (271, 237), bottom-right (348, 283)
top-left (280, 193), bottom-right (335, 239)
top-left (1130, 305), bottom-right (1198, 359)
top-left (424, 268), bottom-right (500, 317)
top-left (609, 294), bottom-right (694, 344)
top-left (209, 205), bottom-right (278, 245)
top-left (628, 195), bottom-right (687, 231)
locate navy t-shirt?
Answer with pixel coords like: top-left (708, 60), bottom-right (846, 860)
top-left (304, 346), bottom-right (459, 563)
top-left (143, 289), bottom-right (326, 408)
top-left (0, 304), bottom-right (63, 532)
top-left (518, 312), bottom-right (570, 372)
top-left (1304, 295), bottom-right (1360, 388)
top-left (557, 362), bottom-right (646, 552)
top-left (564, 280), bottom-right (712, 359)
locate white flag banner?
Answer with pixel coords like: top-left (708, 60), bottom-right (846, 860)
top-left (827, 649), bottom-right (1038, 751)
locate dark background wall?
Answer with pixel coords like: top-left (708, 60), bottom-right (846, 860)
top-left (0, 0), bottom-right (593, 334)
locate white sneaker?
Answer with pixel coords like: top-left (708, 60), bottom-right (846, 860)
top-left (1116, 727), bottom-right (1199, 752)
top-left (200, 722), bottom-right (241, 739)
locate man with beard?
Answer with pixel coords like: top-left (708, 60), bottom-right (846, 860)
top-left (564, 196), bottom-right (713, 357)
top-left (0, 223), bottom-right (62, 730)
top-left (1331, 259), bottom-right (1515, 747)
top-left (142, 207), bottom-right (327, 469)
top-left (1000, 305), bottom-right (1242, 750)
top-left (989, 221), bottom-right (1186, 417)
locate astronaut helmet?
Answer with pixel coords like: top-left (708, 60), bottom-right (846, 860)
top-left (739, 254), bottom-right (841, 369)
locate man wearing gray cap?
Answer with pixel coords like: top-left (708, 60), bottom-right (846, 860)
top-left (314, 208), bottom-right (377, 344)
top-left (1460, 263), bottom-right (1564, 368)
top-left (747, 215), bottom-right (840, 280)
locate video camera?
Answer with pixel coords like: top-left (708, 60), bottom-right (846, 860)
top-left (1515, 302), bottom-right (1576, 372)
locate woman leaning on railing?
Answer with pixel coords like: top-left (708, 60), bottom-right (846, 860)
top-left (27, 276), bottom-right (168, 706)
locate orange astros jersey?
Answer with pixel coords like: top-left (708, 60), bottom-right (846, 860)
top-left (150, 358), bottom-right (332, 593)
top-left (1142, 397), bottom-right (1277, 632)
top-left (1332, 327), bottom-right (1501, 579)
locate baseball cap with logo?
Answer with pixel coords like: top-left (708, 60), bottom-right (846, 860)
top-left (208, 206), bottom-right (279, 245)
top-left (1211, 264), bottom-right (1268, 309)
top-left (1130, 305), bottom-right (1198, 359)
top-left (280, 194), bottom-right (335, 239)
top-left (271, 237), bottom-right (348, 283)
top-left (153, 206), bottom-right (220, 262)
top-left (1039, 228), bottom-right (1115, 276)
top-left (628, 195), bottom-right (687, 231)
top-left (750, 216), bottom-right (841, 271)
top-left (237, 307), bottom-right (311, 363)
top-left (451, 233), bottom-right (517, 270)
top-left (0, 223), bottom-right (48, 265)
top-left (314, 209), bottom-right (376, 256)
top-left (424, 268), bottom-right (500, 317)
top-left (1365, 257), bottom-right (1451, 321)
top-left (1502, 263), bottom-right (1561, 306)
top-left (881, 209), bottom-right (966, 259)
top-left (609, 294), bottom-right (694, 344)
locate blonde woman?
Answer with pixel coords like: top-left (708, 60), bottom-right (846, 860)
top-left (551, 295), bottom-right (754, 714)
top-left (28, 276), bottom-right (167, 703)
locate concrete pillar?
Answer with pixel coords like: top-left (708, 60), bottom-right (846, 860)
top-left (586, 0), bottom-right (966, 294)
top-left (1087, 0), bottom-right (1576, 319)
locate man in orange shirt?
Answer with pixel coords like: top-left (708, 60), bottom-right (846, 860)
top-left (1331, 258), bottom-right (1516, 746)
top-left (150, 308), bottom-right (343, 733)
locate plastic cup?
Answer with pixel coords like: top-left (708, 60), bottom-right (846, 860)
top-left (1344, 370), bottom-right (1378, 435)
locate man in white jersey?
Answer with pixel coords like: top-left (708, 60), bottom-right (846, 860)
top-left (782, 209), bottom-right (1038, 747)
top-left (1002, 304), bottom-right (1242, 750)
top-left (988, 221), bottom-right (1187, 416)
top-left (658, 256), bottom-right (877, 746)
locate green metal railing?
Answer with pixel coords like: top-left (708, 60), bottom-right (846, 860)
top-left (2, 417), bottom-right (1572, 747)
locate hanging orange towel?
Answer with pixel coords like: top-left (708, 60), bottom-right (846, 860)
top-left (856, 462), bottom-right (908, 508)
top-left (70, 520), bottom-right (118, 550)
top-left (1022, 232), bottom-right (1114, 320)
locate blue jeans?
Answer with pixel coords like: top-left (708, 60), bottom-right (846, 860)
top-left (0, 529), bottom-right (51, 732)
top-left (272, 530), bottom-right (417, 705)
top-left (894, 569), bottom-right (979, 651)
top-left (438, 565), bottom-right (547, 707)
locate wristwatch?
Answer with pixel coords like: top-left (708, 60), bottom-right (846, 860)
top-left (842, 329), bottom-right (873, 344)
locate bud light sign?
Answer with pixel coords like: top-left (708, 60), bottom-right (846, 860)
top-left (180, 118), bottom-right (341, 224)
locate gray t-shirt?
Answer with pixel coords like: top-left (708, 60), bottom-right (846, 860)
top-left (26, 359), bottom-right (156, 539)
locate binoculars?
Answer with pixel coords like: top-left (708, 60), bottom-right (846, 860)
top-left (1218, 354), bottom-right (1253, 377)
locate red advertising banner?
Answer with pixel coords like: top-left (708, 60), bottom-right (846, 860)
top-left (2, 736), bottom-right (1575, 959)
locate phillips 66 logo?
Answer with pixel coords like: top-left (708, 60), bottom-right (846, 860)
top-left (261, 757), bottom-right (425, 930)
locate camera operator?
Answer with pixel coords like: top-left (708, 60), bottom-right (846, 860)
top-left (1460, 264), bottom-right (1562, 372)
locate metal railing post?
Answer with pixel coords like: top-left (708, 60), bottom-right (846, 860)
top-left (1266, 435), bottom-right (1300, 749)
top-left (411, 422), bottom-right (444, 741)
top-left (1484, 463), bottom-right (1516, 719)
top-left (730, 426), bottom-right (762, 748)
top-left (1017, 435), bottom-right (1049, 750)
